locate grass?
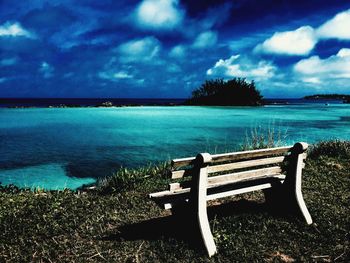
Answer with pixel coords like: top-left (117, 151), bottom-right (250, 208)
top-left (241, 124), bottom-right (288, 150)
top-left (96, 162), bottom-right (171, 194)
top-left (0, 140), bottom-right (349, 262)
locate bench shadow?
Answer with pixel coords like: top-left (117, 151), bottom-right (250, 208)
top-left (100, 198), bottom-right (289, 252)
top-left (100, 209), bottom-right (203, 251)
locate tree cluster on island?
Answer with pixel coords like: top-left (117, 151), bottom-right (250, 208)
top-left (185, 78), bottom-right (263, 106)
top-left (304, 94), bottom-right (350, 103)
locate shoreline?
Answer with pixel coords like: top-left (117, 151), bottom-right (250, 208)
top-left (3, 103), bottom-right (182, 109)
top-left (1, 99), bottom-right (349, 109)
top-left (0, 99), bottom-right (186, 109)
top-left (1, 95), bottom-right (349, 109)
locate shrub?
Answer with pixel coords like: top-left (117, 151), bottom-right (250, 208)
top-left (97, 162), bottom-right (170, 194)
top-left (308, 140), bottom-right (350, 159)
top-left (186, 78), bottom-right (263, 106)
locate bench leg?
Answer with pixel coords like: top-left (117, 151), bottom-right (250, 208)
top-left (293, 153), bottom-right (313, 225)
top-left (191, 153), bottom-right (217, 257)
top-left (284, 143), bottom-right (313, 225)
top-left (196, 167), bottom-right (217, 257)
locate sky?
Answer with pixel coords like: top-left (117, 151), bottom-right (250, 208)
top-left (0, 0), bottom-right (350, 98)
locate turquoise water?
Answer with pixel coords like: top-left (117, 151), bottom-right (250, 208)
top-left (0, 104), bottom-right (349, 190)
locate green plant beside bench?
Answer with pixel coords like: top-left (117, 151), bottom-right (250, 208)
top-left (149, 142), bottom-right (313, 257)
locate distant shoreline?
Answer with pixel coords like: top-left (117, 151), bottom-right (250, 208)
top-left (304, 94), bottom-right (350, 102)
top-left (0, 98), bottom-right (186, 108)
top-left (0, 97), bottom-right (349, 108)
top-left (3, 103), bottom-right (182, 109)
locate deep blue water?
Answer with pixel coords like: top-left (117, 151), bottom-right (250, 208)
top-left (0, 102), bottom-right (349, 190)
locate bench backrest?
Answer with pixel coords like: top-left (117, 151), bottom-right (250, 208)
top-left (169, 143), bottom-right (308, 191)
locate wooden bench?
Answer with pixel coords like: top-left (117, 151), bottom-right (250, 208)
top-left (149, 142), bottom-right (313, 257)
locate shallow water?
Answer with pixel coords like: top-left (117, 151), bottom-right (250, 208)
top-left (0, 104), bottom-right (349, 189)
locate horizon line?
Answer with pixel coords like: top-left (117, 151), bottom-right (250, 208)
top-left (0, 97), bottom-right (325, 100)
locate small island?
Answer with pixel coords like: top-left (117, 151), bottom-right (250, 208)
top-left (304, 94), bottom-right (350, 103)
top-left (185, 78), bottom-right (263, 106)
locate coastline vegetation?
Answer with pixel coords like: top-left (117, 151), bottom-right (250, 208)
top-left (304, 94), bottom-right (350, 102)
top-left (185, 78), bottom-right (263, 106)
top-left (1, 140), bottom-right (349, 262)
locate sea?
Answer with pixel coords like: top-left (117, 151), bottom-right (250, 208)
top-left (0, 98), bottom-right (349, 190)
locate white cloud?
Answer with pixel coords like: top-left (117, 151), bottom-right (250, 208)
top-left (98, 71), bottom-right (145, 84)
top-left (192, 31), bottom-right (218, 49)
top-left (134, 0), bottom-right (184, 30)
top-left (98, 70), bottom-right (133, 80)
top-left (117, 36), bottom-right (161, 63)
top-left (317, 9), bottom-right (350, 40)
top-left (255, 26), bottom-right (317, 55)
top-left (113, 71), bottom-right (134, 79)
top-left (39, 62), bottom-right (54, 79)
top-left (254, 9), bottom-right (350, 57)
top-left (337, 48), bottom-right (350, 57)
top-left (207, 55), bottom-right (276, 80)
top-left (0, 22), bottom-right (35, 38)
top-left (302, 77), bottom-right (321, 84)
top-left (294, 48), bottom-right (350, 79)
top-left (169, 45), bottom-right (186, 58)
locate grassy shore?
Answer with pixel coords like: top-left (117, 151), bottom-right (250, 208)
top-left (1, 140), bottom-right (349, 262)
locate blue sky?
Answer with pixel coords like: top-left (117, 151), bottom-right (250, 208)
top-left (0, 0), bottom-right (350, 98)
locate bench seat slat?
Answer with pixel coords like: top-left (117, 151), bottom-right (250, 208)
top-left (206, 182), bottom-right (276, 201)
top-left (171, 145), bottom-right (292, 168)
top-left (151, 175), bottom-right (285, 209)
top-left (161, 181), bottom-right (278, 209)
top-left (149, 187), bottom-right (190, 198)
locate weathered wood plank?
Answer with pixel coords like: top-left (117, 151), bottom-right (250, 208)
top-left (208, 156), bottom-right (285, 174)
top-left (207, 166), bottom-right (283, 188)
top-left (171, 169), bottom-right (193, 179)
top-left (169, 183), bottom-right (181, 191)
top-left (286, 144), bottom-right (313, 224)
top-left (150, 174), bottom-right (285, 208)
top-left (149, 170), bottom-right (284, 200)
top-left (149, 189), bottom-right (173, 198)
top-left (206, 182), bottom-right (275, 201)
top-left (171, 145), bottom-right (292, 168)
top-left (193, 158), bottom-right (217, 257)
top-left (172, 156), bottom-right (285, 179)
top-left (149, 187), bottom-right (190, 199)
top-left (171, 156), bottom-right (195, 168)
top-left (210, 146), bottom-right (291, 163)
